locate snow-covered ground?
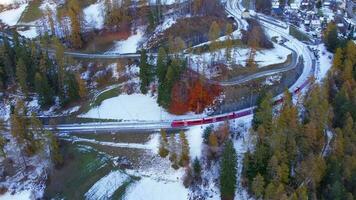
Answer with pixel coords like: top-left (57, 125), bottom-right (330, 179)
top-left (231, 115), bottom-right (253, 200)
top-left (81, 93), bottom-right (204, 121)
top-left (0, 190), bottom-right (33, 200)
top-left (315, 44), bottom-right (333, 82)
top-left (0, 131), bottom-right (51, 200)
top-left (0, 3), bottom-right (27, 25)
top-left (83, 0), bottom-right (105, 30)
top-left (17, 27), bottom-right (38, 39)
top-left (123, 176), bottom-right (188, 200)
top-left (190, 43), bottom-right (291, 78)
top-left (85, 170), bottom-right (130, 200)
top-left (106, 29), bottom-right (144, 54)
top-left (0, 0), bottom-right (26, 6)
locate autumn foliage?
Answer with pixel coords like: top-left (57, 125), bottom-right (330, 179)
top-left (169, 77), bottom-right (221, 115)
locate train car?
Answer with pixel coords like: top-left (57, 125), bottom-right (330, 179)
top-left (202, 118), bottom-right (214, 124)
top-left (187, 119), bottom-right (203, 126)
top-left (171, 121), bottom-right (185, 128)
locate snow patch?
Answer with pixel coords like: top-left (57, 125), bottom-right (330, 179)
top-left (84, 0), bottom-right (105, 30)
top-left (0, 3), bottom-right (27, 25)
top-left (108, 29), bottom-right (144, 54)
top-left (81, 93), bottom-right (203, 121)
top-left (85, 170), bottom-right (130, 200)
top-left (0, 190), bottom-right (33, 200)
top-left (123, 177), bottom-right (188, 200)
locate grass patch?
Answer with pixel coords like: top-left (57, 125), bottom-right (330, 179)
top-left (289, 26), bottom-right (311, 42)
top-left (44, 142), bottom-right (117, 199)
top-left (19, 0), bottom-right (43, 23)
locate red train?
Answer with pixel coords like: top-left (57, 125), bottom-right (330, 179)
top-left (171, 110), bottom-right (253, 128)
top-left (171, 79), bottom-right (310, 128)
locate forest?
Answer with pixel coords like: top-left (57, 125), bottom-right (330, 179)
top-left (243, 40), bottom-right (356, 199)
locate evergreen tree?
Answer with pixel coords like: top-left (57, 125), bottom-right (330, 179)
top-left (139, 49), bottom-right (150, 94)
top-left (225, 23), bottom-right (234, 63)
top-left (323, 22), bottom-right (339, 52)
top-left (53, 38), bottom-right (65, 97)
top-left (220, 140), bottom-right (237, 200)
top-left (65, 72), bottom-right (80, 104)
top-left (252, 173), bottom-right (265, 198)
top-left (35, 72), bottom-right (53, 107)
top-left (179, 131), bottom-right (190, 167)
top-left (209, 21), bottom-right (220, 52)
top-left (15, 58), bottom-right (28, 95)
top-left (0, 134), bottom-right (7, 158)
top-left (193, 157), bottom-right (201, 178)
top-left (76, 73), bottom-right (87, 99)
top-left (156, 47), bottom-right (168, 84)
top-left (48, 131), bottom-right (63, 167)
top-left (158, 129), bottom-right (169, 157)
top-left (169, 133), bottom-right (179, 169)
top-left (11, 100), bottom-right (27, 144)
top-left (68, 0), bottom-right (83, 48)
top-left (252, 92), bottom-right (273, 133)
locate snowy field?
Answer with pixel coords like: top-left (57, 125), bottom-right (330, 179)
top-left (0, 3), bottom-right (27, 25)
top-left (315, 44), bottom-right (333, 82)
top-left (190, 43), bottom-right (292, 78)
top-left (81, 93), bottom-right (204, 121)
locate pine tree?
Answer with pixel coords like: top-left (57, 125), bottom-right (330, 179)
top-left (220, 140), bottom-right (237, 200)
top-left (35, 72), bottom-right (53, 107)
top-left (169, 133), bottom-right (179, 169)
top-left (179, 131), bottom-right (190, 167)
top-left (68, 0), bottom-right (83, 48)
top-left (139, 49), bottom-right (150, 94)
top-left (54, 37), bottom-right (65, 94)
top-left (16, 58), bottom-right (28, 95)
top-left (156, 47), bottom-right (167, 84)
top-left (323, 22), bottom-right (339, 52)
top-left (65, 72), bottom-right (80, 103)
top-left (252, 173), bottom-right (265, 198)
top-left (193, 157), bottom-right (201, 178)
top-left (48, 131), bottom-right (63, 167)
top-left (158, 129), bottom-right (169, 157)
top-left (157, 48), bottom-right (168, 106)
top-left (225, 23), bottom-right (234, 63)
top-left (345, 41), bottom-right (356, 65)
top-left (76, 73), bottom-right (87, 99)
top-left (0, 134), bottom-right (7, 158)
top-left (209, 21), bottom-right (220, 52)
top-left (252, 92), bottom-right (273, 133)
top-left (0, 118), bottom-right (7, 158)
top-left (11, 100), bottom-right (27, 144)
top-left (332, 48), bottom-right (343, 71)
